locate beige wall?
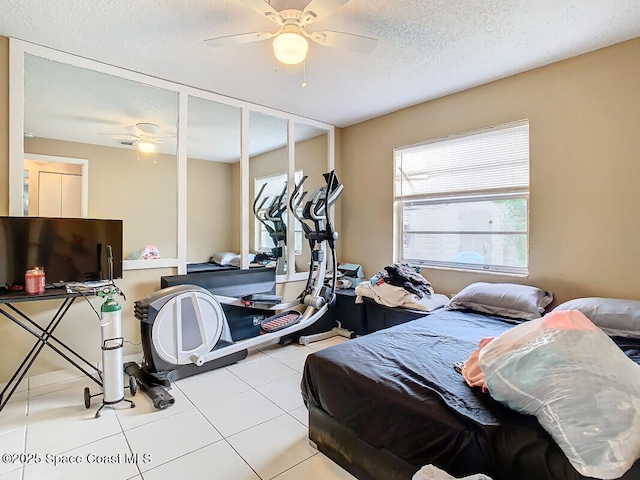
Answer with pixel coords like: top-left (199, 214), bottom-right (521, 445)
top-left (230, 161), bottom-right (241, 251)
top-left (340, 37), bottom-right (640, 305)
top-left (187, 157), bottom-right (238, 262)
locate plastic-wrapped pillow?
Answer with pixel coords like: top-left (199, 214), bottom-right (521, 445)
top-left (478, 310), bottom-right (640, 479)
top-left (553, 297), bottom-right (640, 339)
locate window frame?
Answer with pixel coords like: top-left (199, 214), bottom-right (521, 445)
top-left (393, 120), bottom-right (530, 276)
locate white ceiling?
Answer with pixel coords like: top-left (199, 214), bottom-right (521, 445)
top-left (2, 0), bottom-right (640, 130)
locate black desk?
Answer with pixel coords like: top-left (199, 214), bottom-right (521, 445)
top-left (0, 288), bottom-right (102, 412)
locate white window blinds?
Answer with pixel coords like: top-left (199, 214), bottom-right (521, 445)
top-left (395, 120), bottom-right (529, 200)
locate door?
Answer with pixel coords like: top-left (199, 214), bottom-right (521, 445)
top-left (38, 171), bottom-right (83, 217)
top-left (24, 155), bottom-right (87, 217)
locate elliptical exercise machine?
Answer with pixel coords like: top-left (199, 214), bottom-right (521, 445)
top-left (253, 181), bottom-right (287, 275)
top-left (129, 171), bottom-right (343, 404)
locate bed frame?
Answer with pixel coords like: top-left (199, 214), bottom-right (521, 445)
top-left (309, 404), bottom-right (418, 480)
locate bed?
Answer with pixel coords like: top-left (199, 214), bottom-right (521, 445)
top-left (301, 303), bottom-right (640, 480)
top-left (186, 262), bottom-right (237, 273)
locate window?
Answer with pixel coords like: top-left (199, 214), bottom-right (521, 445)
top-left (394, 120), bottom-right (529, 275)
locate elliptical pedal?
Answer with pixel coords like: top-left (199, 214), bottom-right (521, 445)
top-left (260, 311), bottom-right (302, 333)
top-left (124, 362), bottom-right (175, 409)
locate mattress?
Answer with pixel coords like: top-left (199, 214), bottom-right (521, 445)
top-left (301, 309), bottom-right (640, 480)
top-left (185, 262), bottom-right (237, 273)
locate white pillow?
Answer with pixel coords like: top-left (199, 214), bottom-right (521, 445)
top-left (553, 297), bottom-right (640, 338)
top-left (210, 251), bottom-right (238, 266)
top-left (446, 282), bottom-right (553, 320)
top-left (227, 254), bottom-right (255, 268)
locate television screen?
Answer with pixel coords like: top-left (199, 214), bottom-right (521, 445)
top-left (0, 216), bottom-right (123, 287)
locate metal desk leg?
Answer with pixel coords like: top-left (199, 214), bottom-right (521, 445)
top-left (0, 298), bottom-right (102, 412)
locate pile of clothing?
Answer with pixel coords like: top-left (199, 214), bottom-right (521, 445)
top-left (355, 262), bottom-right (449, 312)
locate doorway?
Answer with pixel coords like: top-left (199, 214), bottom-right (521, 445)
top-left (23, 154), bottom-right (89, 217)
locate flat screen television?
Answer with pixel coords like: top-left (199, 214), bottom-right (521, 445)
top-left (0, 216), bottom-right (123, 288)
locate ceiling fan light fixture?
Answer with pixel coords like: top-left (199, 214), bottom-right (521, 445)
top-left (136, 140), bottom-right (156, 154)
top-left (273, 32), bottom-right (308, 65)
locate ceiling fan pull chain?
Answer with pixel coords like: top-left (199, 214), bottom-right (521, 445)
top-left (301, 60), bottom-right (308, 88)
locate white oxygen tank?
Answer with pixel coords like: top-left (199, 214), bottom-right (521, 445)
top-left (100, 295), bottom-right (124, 404)
top-left (84, 245), bottom-right (135, 418)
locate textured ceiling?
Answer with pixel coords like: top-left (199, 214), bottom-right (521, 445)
top-left (2, 0), bottom-right (640, 128)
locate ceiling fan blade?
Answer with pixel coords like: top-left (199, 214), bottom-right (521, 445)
top-left (124, 124), bottom-right (143, 135)
top-left (99, 132), bottom-right (138, 139)
top-left (238, 0), bottom-right (282, 24)
top-left (136, 122), bottom-right (160, 135)
top-left (204, 31), bottom-right (275, 48)
top-left (303, 0), bottom-right (350, 24)
top-left (308, 30), bottom-right (377, 53)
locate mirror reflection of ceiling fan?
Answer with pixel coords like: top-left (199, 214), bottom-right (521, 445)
top-left (204, 0), bottom-right (378, 65)
top-left (102, 123), bottom-right (173, 154)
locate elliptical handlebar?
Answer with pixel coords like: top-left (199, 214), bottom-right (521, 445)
top-left (321, 171), bottom-right (340, 305)
top-left (251, 170), bottom-right (342, 307)
top-left (317, 171), bottom-right (343, 218)
top-left (252, 183), bottom-right (273, 234)
top-left (295, 170), bottom-right (342, 307)
top-left (289, 175), bottom-right (311, 236)
top-left (265, 185), bottom-right (287, 222)
top-left (253, 181), bottom-right (288, 264)
top-left (253, 183), bottom-right (268, 215)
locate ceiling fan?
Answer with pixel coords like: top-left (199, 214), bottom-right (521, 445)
top-left (102, 123), bottom-right (172, 154)
top-left (204, 0), bottom-right (377, 65)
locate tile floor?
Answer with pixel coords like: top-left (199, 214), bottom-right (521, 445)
top-left (0, 337), bottom-right (356, 480)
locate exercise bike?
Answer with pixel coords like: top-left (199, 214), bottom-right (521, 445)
top-left (128, 171), bottom-right (343, 406)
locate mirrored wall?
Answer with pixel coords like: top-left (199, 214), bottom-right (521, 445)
top-left (187, 96), bottom-right (241, 264)
top-left (294, 124), bottom-right (329, 275)
top-left (249, 111), bottom-right (288, 274)
top-left (23, 53), bottom-right (179, 260)
top-left (9, 39), bottom-right (333, 280)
